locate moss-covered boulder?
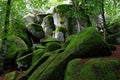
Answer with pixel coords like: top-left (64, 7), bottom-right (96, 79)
top-left (42, 15), bottom-right (55, 36)
top-left (5, 36), bottom-right (28, 60)
top-left (22, 52), bottom-right (52, 79)
top-left (5, 71), bottom-right (17, 80)
top-left (27, 27), bottom-right (111, 80)
top-left (34, 14), bottom-right (47, 25)
top-left (65, 58), bottom-right (120, 80)
top-left (45, 42), bottom-right (61, 52)
top-left (40, 36), bottom-right (60, 45)
top-left (27, 23), bottom-right (45, 43)
top-left (31, 47), bottom-right (46, 65)
top-left (9, 19), bottom-right (32, 47)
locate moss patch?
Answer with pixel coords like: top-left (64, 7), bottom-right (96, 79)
top-left (40, 36), bottom-right (60, 44)
top-left (45, 42), bottom-right (61, 52)
top-left (65, 58), bottom-right (120, 80)
top-left (5, 71), bottom-right (16, 80)
top-left (5, 36), bottom-right (28, 60)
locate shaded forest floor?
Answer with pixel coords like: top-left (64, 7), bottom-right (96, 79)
top-left (0, 45), bottom-right (120, 80)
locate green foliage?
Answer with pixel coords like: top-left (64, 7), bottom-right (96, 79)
top-left (108, 13), bottom-right (120, 32)
top-left (108, 44), bottom-right (116, 51)
top-left (5, 36), bottom-right (28, 59)
top-left (5, 71), bottom-right (16, 80)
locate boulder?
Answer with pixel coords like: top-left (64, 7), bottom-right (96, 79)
top-left (45, 42), bottom-right (61, 52)
top-left (65, 58), bottom-right (120, 80)
top-left (16, 53), bottom-right (32, 69)
top-left (53, 26), bottom-right (66, 42)
top-left (40, 36), bottom-right (60, 45)
top-left (41, 15), bottom-right (55, 36)
top-left (27, 27), bottom-right (111, 80)
top-left (27, 23), bottom-right (45, 43)
top-left (23, 52), bottom-right (52, 79)
top-left (31, 47), bottom-right (46, 65)
top-left (34, 14), bottom-right (47, 25)
top-left (5, 36), bottom-right (28, 60)
top-left (12, 22), bottom-right (32, 47)
top-left (23, 13), bottom-right (35, 25)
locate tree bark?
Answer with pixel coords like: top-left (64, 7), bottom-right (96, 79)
top-left (71, 0), bottom-right (82, 32)
top-left (101, 0), bottom-right (106, 41)
top-left (2, 0), bottom-right (12, 54)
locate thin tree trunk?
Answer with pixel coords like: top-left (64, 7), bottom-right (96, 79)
top-left (72, 0), bottom-right (82, 32)
top-left (2, 0), bottom-right (12, 54)
top-left (101, 0), bottom-right (106, 41)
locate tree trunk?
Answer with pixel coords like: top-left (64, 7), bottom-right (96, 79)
top-left (2, 0), bottom-right (12, 54)
top-left (101, 0), bottom-right (106, 41)
top-left (72, 0), bottom-right (82, 32)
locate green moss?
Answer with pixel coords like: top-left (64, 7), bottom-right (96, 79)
top-left (5, 36), bottom-right (28, 60)
top-left (27, 27), bottom-right (111, 80)
top-left (5, 71), bottom-right (16, 80)
top-left (65, 58), bottom-right (120, 80)
top-left (12, 21), bottom-right (32, 47)
top-left (40, 36), bottom-right (60, 43)
top-left (55, 26), bottom-right (66, 34)
top-left (64, 59), bottom-right (81, 80)
top-left (31, 48), bottom-right (46, 65)
top-left (45, 42), bottom-right (61, 52)
top-left (24, 52), bottom-right (53, 79)
top-left (54, 4), bottom-right (73, 17)
top-left (27, 23), bottom-right (45, 39)
top-left (65, 27), bottom-right (111, 57)
top-left (27, 23), bottom-right (43, 31)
